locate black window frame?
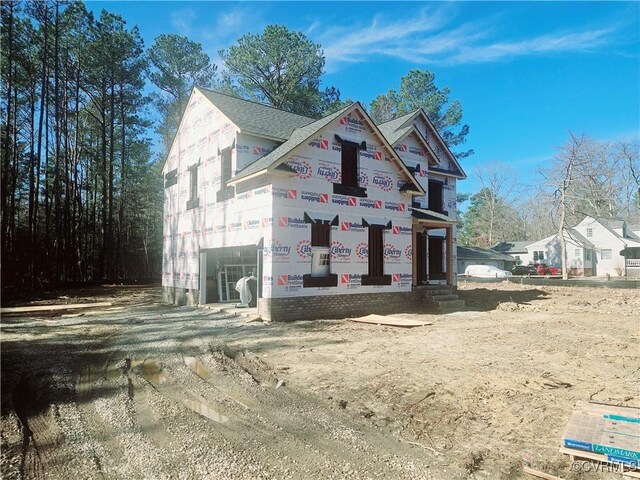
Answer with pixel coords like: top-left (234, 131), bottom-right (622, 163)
top-left (428, 179), bottom-right (446, 215)
top-left (333, 135), bottom-right (367, 198)
top-left (303, 215), bottom-right (338, 288)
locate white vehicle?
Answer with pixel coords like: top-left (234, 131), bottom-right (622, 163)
top-left (464, 265), bottom-right (513, 278)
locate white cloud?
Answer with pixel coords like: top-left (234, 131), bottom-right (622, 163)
top-left (170, 8), bottom-right (197, 36)
top-left (315, 5), bottom-right (620, 70)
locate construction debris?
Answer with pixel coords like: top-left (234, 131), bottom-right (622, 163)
top-left (522, 465), bottom-right (564, 480)
top-left (350, 314), bottom-right (433, 328)
top-left (1, 302), bottom-right (112, 314)
top-left (561, 401), bottom-right (639, 477)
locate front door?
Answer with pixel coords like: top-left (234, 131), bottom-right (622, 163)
top-left (428, 236), bottom-right (446, 281)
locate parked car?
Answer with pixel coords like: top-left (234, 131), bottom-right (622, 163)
top-left (512, 265), bottom-right (539, 276)
top-left (464, 265), bottom-right (513, 278)
top-left (536, 264), bottom-right (561, 276)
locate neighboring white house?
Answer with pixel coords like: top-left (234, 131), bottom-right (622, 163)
top-left (572, 216), bottom-right (640, 277)
top-left (491, 241), bottom-right (532, 265)
top-left (525, 229), bottom-right (595, 276)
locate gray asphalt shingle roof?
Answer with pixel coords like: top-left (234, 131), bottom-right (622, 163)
top-left (457, 246), bottom-right (516, 262)
top-left (376, 111), bottom-right (418, 134)
top-left (377, 123), bottom-right (414, 147)
top-left (198, 88), bottom-right (315, 141)
top-left (491, 241), bottom-right (531, 253)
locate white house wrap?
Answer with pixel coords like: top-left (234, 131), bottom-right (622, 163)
top-left (162, 88), bottom-right (466, 320)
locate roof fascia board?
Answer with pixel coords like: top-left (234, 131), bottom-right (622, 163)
top-left (226, 168), bottom-right (268, 186)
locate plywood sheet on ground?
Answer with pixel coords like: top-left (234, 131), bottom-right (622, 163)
top-left (350, 314), bottom-right (433, 328)
top-left (1, 302), bottom-right (113, 314)
top-left (561, 401), bottom-right (639, 466)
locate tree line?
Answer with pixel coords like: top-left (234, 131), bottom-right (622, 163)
top-left (458, 136), bottom-right (639, 249)
top-left (4, 1), bottom-right (634, 292)
top-left (2, 1), bottom-right (472, 292)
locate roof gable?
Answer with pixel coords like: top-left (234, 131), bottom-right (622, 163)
top-left (198, 87), bottom-right (314, 141)
top-left (377, 109), bottom-right (466, 179)
top-left (231, 102), bottom-right (425, 194)
top-left (377, 123), bottom-right (437, 167)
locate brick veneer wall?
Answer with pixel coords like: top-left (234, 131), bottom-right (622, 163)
top-left (258, 291), bottom-right (422, 322)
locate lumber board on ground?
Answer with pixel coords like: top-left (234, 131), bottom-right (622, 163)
top-left (350, 314), bottom-right (433, 328)
top-left (1, 302), bottom-right (113, 314)
top-left (522, 466), bottom-right (564, 480)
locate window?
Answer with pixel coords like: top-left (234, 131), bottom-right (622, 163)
top-left (186, 162), bottom-right (199, 210)
top-left (587, 228), bottom-right (593, 237)
top-left (216, 147), bottom-right (235, 202)
top-left (362, 223), bottom-right (391, 285)
top-left (601, 249), bottom-right (612, 260)
top-left (221, 148), bottom-right (232, 184)
top-left (575, 248), bottom-right (580, 257)
top-left (303, 219), bottom-right (338, 287)
top-left (533, 250), bottom-right (544, 262)
top-left (333, 135), bottom-right (367, 197)
top-left (585, 250), bottom-right (591, 261)
top-left (428, 180), bottom-right (445, 214)
top-left (164, 168), bottom-right (177, 188)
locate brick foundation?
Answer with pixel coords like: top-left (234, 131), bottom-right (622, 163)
top-left (258, 291), bottom-right (424, 322)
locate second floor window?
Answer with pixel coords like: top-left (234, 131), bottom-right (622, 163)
top-left (428, 180), bottom-right (444, 213)
top-left (333, 135), bottom-right (367, 197)
top-left (187, 162), bottom-right (199, 210)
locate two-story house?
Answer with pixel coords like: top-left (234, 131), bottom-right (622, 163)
top-left (162, 88), bottom-right (466, 320)
top-left (572, 216), bottom-right (640, 277)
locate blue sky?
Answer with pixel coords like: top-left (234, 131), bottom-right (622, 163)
top-left (87, 1), bottom-right (640, 196)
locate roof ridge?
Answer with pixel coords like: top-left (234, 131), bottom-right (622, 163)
top-left (196, 86), bottom-right (315, 121)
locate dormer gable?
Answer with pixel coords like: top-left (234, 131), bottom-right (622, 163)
top-left (379, 109), bottom-right (466, 179)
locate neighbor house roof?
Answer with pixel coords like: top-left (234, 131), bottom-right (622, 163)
top-left (457, 246), bottom-right (516, 262)
top-left (565, 229), bottom-right (595, 249)
top-left (491, 241), bottom-right (530, 254)
top-left (198, 88), bottom-right (315, 141)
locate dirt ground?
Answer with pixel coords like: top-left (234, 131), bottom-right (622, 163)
top-left (1, 281), bottom-right (638, 479)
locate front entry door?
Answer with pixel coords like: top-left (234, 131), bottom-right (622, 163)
top-left (428, 236), bottom-right (446, 281)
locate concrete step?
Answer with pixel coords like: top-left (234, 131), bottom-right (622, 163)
top-left (433, 299), bottom-right (466, 310)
